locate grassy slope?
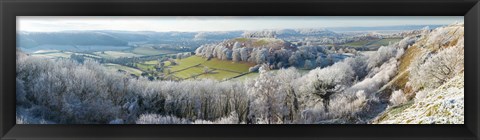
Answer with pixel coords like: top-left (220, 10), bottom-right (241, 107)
top-left (169, 56), bottom-right (206, 72)
top-left (202, 58), bottom-right (255, 73)
top-left (392, 45), bottom-right (420, 91)
top-left (104, 63), bottom-right (143, 76)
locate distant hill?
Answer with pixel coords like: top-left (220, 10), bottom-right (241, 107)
top-left (241, 28), bottom-right (341, 39)
top-left (17, 31), bottom-right (129, 49)
top-left (17, 31), bottom-right (245, 52)
top-left (328, 25), bottom-right (445, 32)
top-left (276, 28), bottom-right (340, 38)
top-left (17, 25), bottom-right (443, 52)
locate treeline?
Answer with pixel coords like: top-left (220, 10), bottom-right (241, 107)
top-left (195, 40), bottom-right (359, 71)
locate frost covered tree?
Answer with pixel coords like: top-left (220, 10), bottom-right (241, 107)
top-left (246, 66), bottom-right (301, 124)
top-left (232, 48), bottom-right (241, 62)
top-left (16, 78), bottom-right (27, 104)
top-left (300, 61), bottom-right (355, 100)
top-left (255, 48), bottom-right (269, 64)
top-left (304, 60), bottom-right (314, 69)
top-left (240, 47), bottom-right (249, 61)
top-left (288, 52), bottom-right (301, 66)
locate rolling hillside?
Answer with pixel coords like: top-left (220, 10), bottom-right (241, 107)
top-left (374, 22), bottom-right (464, 124)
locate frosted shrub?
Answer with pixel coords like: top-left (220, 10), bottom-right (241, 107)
top-left (346, 59), bottom-right (398, 95)
top-left (397, 36), bottom-right (416, 49)
top-left (301, 102), bottom-right (326, 124)
top-left (390, 90), bottom-right (407, 106)
top-left (330, 91), bottom-right (367, 117)
top-left (193, 112), bottom-right (240, 124)
top-left (16, 116), bottom-right (28, 124)
top-left (16, 110), bottom-right (53, 124)
top-left (395, 48), bottom-right (405, 59)
top-left (136, 114), bottom-right (190, 124)
top-left (300, 60), bottom-right (355, 97)
top-left (414, 89), bottom-right (430, 101)
top-left (366, 46), bottom-right (397, 70)
top-left (136, 112), bottom-right (240, 124)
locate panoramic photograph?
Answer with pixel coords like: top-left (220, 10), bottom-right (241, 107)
top-left (16, 16), bottom-right (464, 124)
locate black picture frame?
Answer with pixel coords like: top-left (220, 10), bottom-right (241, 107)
top-left (1, 0), bottom-right (479, 140)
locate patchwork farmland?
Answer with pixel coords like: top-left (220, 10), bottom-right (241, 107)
top-left (136, 55), bottom-right (256, 81)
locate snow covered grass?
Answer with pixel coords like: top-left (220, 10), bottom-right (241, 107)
top-left (375, 72), bottom-right (464, 124)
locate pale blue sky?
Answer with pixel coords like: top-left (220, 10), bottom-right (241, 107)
top-left (17, 16), bottom-right (464, 32)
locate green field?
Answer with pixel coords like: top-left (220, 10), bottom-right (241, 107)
top-left (31, 52), bottom-right (74, 59)
top-left (132, 46), bottom-right (180, 55)
top-left (80, 53), bottom-right (103, 59)
top-left (234, 38), bottom-right (249, 42)
top-left (143, 60), bottom-right (171, 66)
top-left (104, 63), bottom-right (143, 76)
top-left (137, 55), bottom-right (256, 81)
top-left (163, 61), bottom-right (172, 66)
top-left (369, 38), bottom-right (403, 46)
top-left (171, 66), bottom-right (205, 79)
top-left (144, 60), bottom-right (159, 65)
top-left (202, 58), bottom-right (255, 73)
top-left (196, 70), bottom-right (242, 81)
top-left (94, 51), bottom-right (143, 59)
top-left (136, 63), bottom-right (156, 72)
top-left (133, 55), bottom-right (312, 81)
top-left (169, 56), bottom-right (207, 72)
top-left (343, 40), bottom-right (371, 47)
top-left (342, 38), bottom-right (402, 48)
